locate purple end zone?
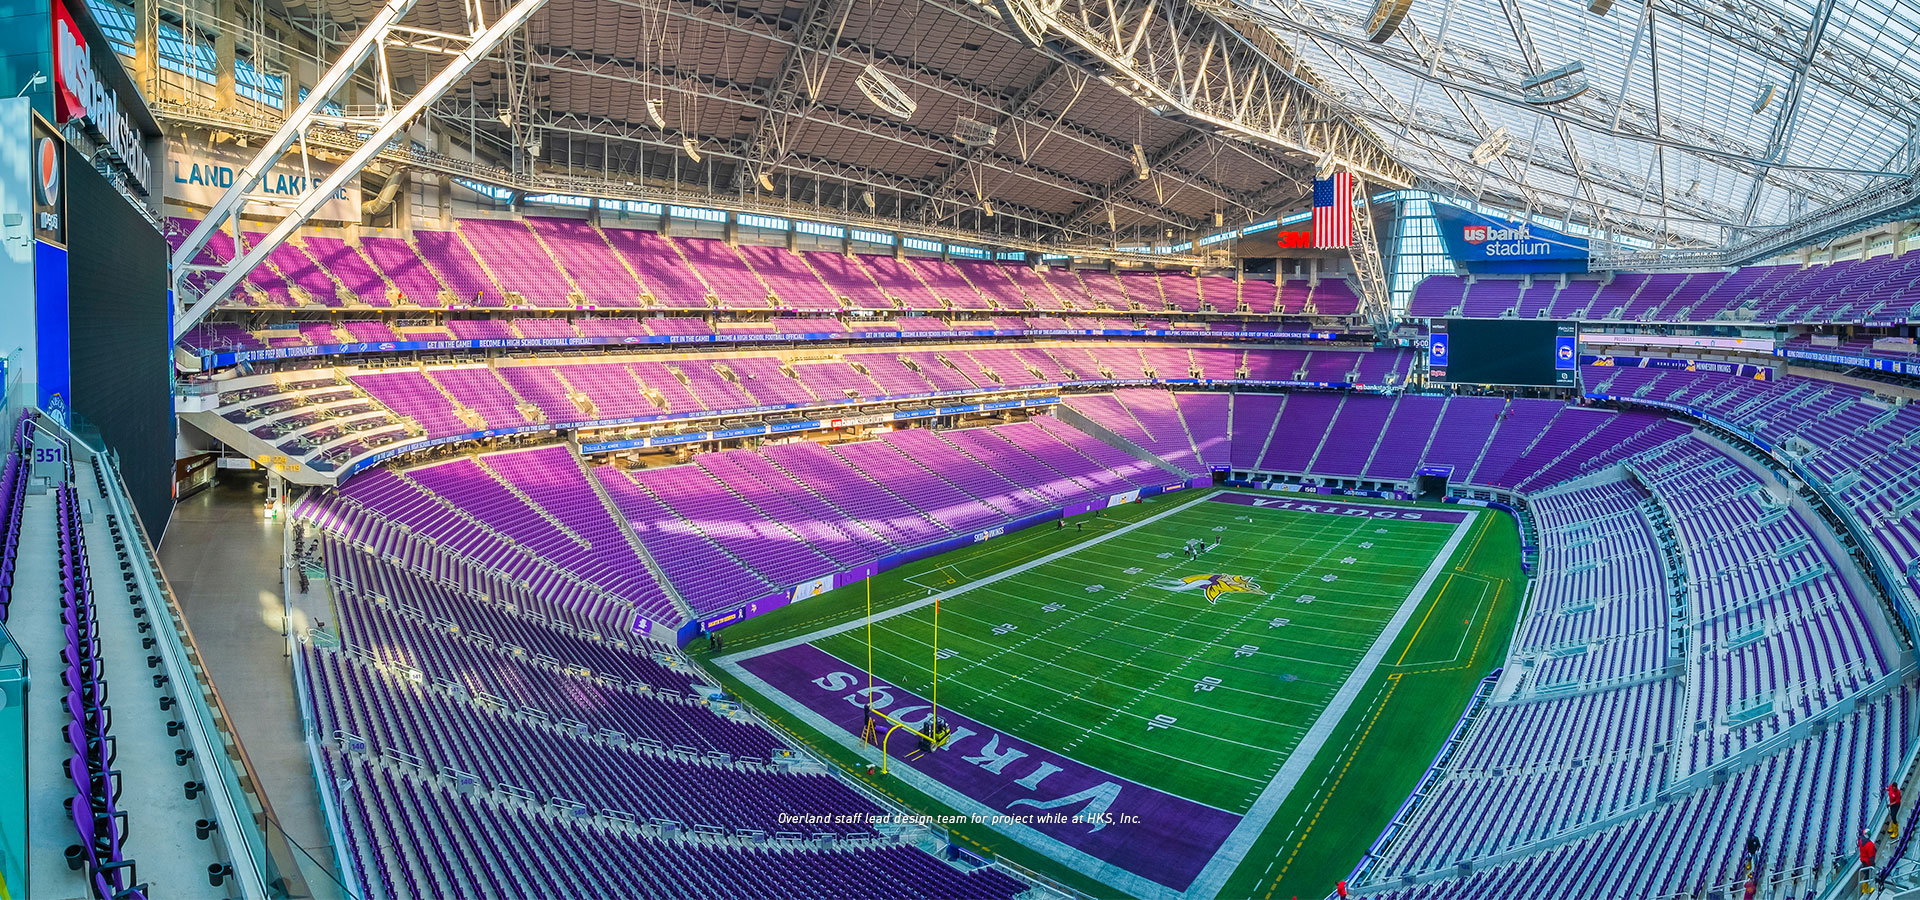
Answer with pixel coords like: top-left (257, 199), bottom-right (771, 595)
top-left (737, 642), bottom-right (1239, 891)
top-left (1209, 492), bottom-right (1472, 523)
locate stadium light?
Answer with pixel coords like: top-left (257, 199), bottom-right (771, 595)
top-left (1471, 128), bottom-right (1512, 165)
top-left (1521, 61), bottom-right (1590, 105)
top-left (856, 64), bottom-right (917, 119)
top-left (953, 116), bottom-right (998, 147)
top-left (1366, 0), bottom-right (1413, 43)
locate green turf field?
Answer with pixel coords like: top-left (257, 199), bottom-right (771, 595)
top-left (811, 494), bottom-right (1462, 812)
top-left (700, 489), bottom-right (1525, 900)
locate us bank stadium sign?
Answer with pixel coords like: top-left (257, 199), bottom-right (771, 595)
top-left (52, 0), bottom-right (151, 189)
top-left (1432, 203), bottom-right (1588, 274)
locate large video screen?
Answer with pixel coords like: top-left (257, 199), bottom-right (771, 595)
top-left (1429, 319), bottom-right (1576, 387)
top-left (67, 147), bottom-right (175, 535)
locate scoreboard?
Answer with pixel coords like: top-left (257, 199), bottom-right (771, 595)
top-left (1429, 319), bottom-right (1576, 387)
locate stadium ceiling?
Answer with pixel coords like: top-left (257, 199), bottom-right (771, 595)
top-left (1203, 0), bottom-right (1920, 249)
top-left (266, 0), bottom-right (1410, 247)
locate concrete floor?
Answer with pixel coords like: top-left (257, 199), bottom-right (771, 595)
top-left (18, 433), bottom-right (229, 899)
top-left (158, 475), bottom-right (342, 891)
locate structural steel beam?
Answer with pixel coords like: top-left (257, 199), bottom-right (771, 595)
top-left (977, 0), bottom-right (1415, 188)
top-left (169, 0), bottom-right (419, 276)
top-left (174, 0), bottom-right (553, 341)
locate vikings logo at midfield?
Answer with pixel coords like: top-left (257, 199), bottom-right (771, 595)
top-left (1152, 573), bottom-right (1265, 605)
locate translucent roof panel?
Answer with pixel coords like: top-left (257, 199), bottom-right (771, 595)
top-left (1223, 0), bottom-right (1919, 249)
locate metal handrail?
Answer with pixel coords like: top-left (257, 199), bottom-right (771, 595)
top-left (47, 414), bottom-right (281, 899)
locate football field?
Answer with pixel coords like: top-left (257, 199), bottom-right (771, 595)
top-left (813, 493), bottom-right (1461, 810)
top-left (709, 489), bottom-right (1521, 899)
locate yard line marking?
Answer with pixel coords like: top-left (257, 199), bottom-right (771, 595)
top-left (1182, 508), bottom-right (1479, 900)
top-left (717, 489), bottom-right (1220, 661)
top-left (855, 633), bottom-right (1309, 750)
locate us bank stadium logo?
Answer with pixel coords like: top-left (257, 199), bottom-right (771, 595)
top-left (1152, 573), bottom-right (1264, 605)
top-left (1463, 223), bottom-right (1529, 244)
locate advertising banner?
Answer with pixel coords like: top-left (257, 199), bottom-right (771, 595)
top-left (166, 135), bottom-right (360, 222)
top-left (1583, 354), bottom-right (1774, 380)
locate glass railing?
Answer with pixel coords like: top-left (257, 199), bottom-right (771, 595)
top-left (0, 349), bottom-right (23, 459)
top-left (50, 416), bottom-right (359, 899)
top-left (0, 620), bottom-right (27, 900)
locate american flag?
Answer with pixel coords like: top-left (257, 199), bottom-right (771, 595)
top-left (1312, 172), bottom-right (1354, 249)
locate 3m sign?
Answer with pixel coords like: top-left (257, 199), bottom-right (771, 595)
top-left (1274, 230), bottom-right (1311, 250)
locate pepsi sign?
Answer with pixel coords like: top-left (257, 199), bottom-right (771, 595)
top-left (35, 138), bottom-right (59, 206)
top-left (31, 119), bottom-right (64, 245)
